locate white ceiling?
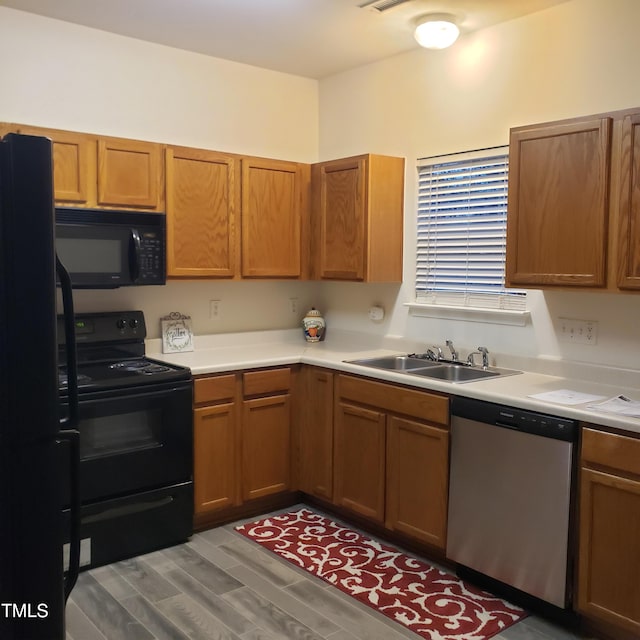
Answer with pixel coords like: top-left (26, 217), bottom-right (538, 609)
top-left (0, 0), bottom-right (569, 78)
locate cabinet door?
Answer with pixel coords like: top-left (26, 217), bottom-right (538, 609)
top-left (166, 146), bottom-right (239, 277)
top-left (386, 416), bottom-right (449, 549)
top-left (617, 112), bottom-right (640, 289)
top-left (334, 401), bottom-right (385, 522)
top-left (578, 468), bottom-right (640, 635)
top-left (193, 402), bottom-right (238, 515)
top-left (242, 394), bottom-right (291, 500)
top-left (506, 117), bottom-right (612, 287)
top-left (312, 157), bottom-right (366, 280)
top-left (14, 125), bottom-right (95, 205)
top-left (298, 367), bottom-right (334, 500)
top-left (241, 158), bottom-right (302, 277)
top-left (97, 137), bottom-right (163, 209)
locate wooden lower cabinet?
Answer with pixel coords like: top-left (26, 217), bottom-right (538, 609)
top-left (242, 394), bottom-right (291, 500)
top-left (298, 367), bottom-right (334, 500)
top-left (332, 374), bottom-right (450, 548)
top-left (578, 428), bottom-right (640, 636)
top-left (192, 367), bottom-right (292, 522)
top-left (386, 416), bottom-right (449, 548)
top-left (334, 401), bottom-right (386, 522)
top-left (193, 374), bottom-right (239, 517)
top-left (193, 401), bottom-right (238, 514)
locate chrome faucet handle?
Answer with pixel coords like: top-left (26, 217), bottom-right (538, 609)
top-left (466, 351), bottom-right (481, 367)
top-left (431, 345), bottom-right (444, 360)
top-left (445, 339), bottom-right (459, 361)
top-left (477, 346), bottom-right (489, 369)
top-left (425, 348), bottom-right (438, 361)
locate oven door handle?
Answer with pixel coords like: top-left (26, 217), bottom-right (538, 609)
top-left (59, 428), bottom-right (81, 600)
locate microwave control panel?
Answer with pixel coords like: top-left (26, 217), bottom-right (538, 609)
top-left (138, 230), bottom-right (164, 282)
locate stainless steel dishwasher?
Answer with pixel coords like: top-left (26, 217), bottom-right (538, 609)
top-left (446, 396), bottom-right (578, 609)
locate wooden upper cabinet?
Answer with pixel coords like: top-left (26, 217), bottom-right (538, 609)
top-left (311, 154), bottom-right (405, 282)
top-left (241, 157), bottom-right (305, 278)
top-left (97, 137), bottom-right (163, 209)
top-left (506, 117), bottom-right (612, 288)
top-left (617, 111), bottom-right (640, 290)
top-left (166, 146), bottom-right (239, 278)
top-left (12, 125), bottom-right (96, 205)
top-left (3, 123), bottom-right (163, 210)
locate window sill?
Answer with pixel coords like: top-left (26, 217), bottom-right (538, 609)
top-left (405, 302), bottom-right (530, 326)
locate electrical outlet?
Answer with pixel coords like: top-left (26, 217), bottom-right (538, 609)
top-left (559, 318), bottom-right (597, 345)
top-left (210, 299), bottom-right (221, 318)
top-left (289, 297), bottom-right (298, 314)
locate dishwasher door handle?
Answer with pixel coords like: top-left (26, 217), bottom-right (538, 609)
top-left (494, 420), bottom-right (519, 431)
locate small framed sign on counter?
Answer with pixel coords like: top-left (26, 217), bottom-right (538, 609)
top-left (161, 312), bottom-right (194, 353)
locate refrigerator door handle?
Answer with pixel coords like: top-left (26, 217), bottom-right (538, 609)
top-left (56, 254), bottom-right (81, 598)
top-left (59, 428), bottom-right (81, 599)
top-left (56, 254), bottom-right (78, 430)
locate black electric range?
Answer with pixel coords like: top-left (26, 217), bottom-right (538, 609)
top-left (57, 310), bottom-right (191, 394)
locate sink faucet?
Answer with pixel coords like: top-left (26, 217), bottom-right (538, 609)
top-left (430, 345), bottom-right (444, 360)
top-left (445, 340), bottom-right (459, 362)
top-left (466, 346), bottom-right (490, 369)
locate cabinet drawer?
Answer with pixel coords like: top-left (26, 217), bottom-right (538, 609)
top-left (337, 374), bottom-right (449, 427)
top-left (582, 428), bottom-right (640, 476)
top-left (194, 374), bottom-right (236, 405)
top-left (243, 368), bottom-right (291, 396)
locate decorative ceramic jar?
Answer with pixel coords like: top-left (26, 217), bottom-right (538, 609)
top-left (302, 307), bottom-right (326, 343)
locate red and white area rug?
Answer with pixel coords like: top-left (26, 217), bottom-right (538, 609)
top-left (236, 508), bottom-right (527, 640)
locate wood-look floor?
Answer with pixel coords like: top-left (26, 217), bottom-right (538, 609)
top-left (66, 505), bottom-right (596, 640)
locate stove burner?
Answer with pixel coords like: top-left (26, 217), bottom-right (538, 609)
top-left (110, 360), bottom-right (172, 375)
top-left (59, 373), bottom-right (92, 387)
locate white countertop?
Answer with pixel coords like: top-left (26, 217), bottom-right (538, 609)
top-left (147, 329), bottom-right (640, 436)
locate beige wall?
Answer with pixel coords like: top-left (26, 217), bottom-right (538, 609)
top-left (0, 6), bottom-right (321, 338)
top-left (317, 0), bottom-right (640, 370)
top-left (2, 2), bottom-right (640, 369)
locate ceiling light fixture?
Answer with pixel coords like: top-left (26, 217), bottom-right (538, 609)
top-left (414, 13), bottom-right (460, 50)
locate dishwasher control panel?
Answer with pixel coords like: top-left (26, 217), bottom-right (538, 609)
top-left (452, 396), bottom-right (578, 442)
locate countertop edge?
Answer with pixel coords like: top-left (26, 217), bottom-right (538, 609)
top-left (149, 341), bottom-right (640, 436)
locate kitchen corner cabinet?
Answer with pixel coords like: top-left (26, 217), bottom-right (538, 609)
top-left (578, 427), bottom-right (640, 636)
top-left (165, 146), bottom-right (240, 278)
top-left (241, 368), bottom-right (293, 500)
top-left (311, 154), bottom-right (405, 282)
top-left (193, 374), bottom-right (240, 516)
top-left (5, 123), bottom-right (164, 210)
top-left (298, 366), bottom-right (334, 501)
top-left (333, 374), bottom-right (450, 548)
top-left (241, 157), bottom-right (308, 278)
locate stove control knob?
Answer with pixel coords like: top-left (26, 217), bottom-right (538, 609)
top-left (129, 319), bottom-right (139, 329)
top-left (116, 318), bottom-right (126, 330)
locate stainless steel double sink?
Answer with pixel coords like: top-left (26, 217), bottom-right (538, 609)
top-left (345, 355), bottom-right (522, 384)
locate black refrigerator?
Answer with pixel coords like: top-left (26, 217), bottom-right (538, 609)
top-left (0, 133), bottom-right (81, 639)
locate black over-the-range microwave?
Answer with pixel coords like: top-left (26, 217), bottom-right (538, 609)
top-left (55, 207), bottom-right (166, 289)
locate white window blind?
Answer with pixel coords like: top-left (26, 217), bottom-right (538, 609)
top-left (415, 147), bottom-right (525, 310)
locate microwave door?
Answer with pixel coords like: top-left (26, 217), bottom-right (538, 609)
top-left (55, 224), bottom-right (131, 288)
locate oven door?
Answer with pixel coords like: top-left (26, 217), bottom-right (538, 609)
top-left (60, 380), bottom-right (192, 506)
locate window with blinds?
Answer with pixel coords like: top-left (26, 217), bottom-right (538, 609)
top-left (415, 147), bottom-right (525, 310)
